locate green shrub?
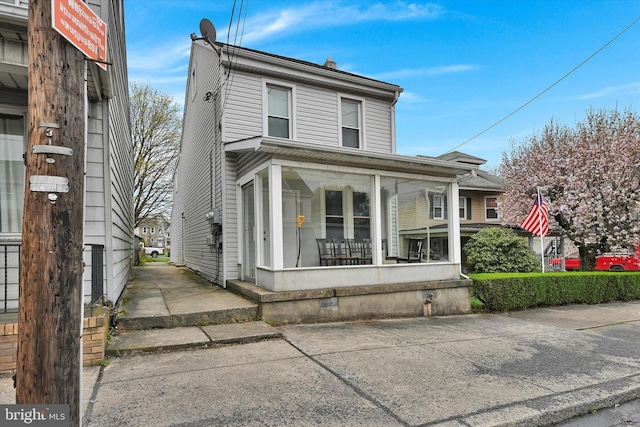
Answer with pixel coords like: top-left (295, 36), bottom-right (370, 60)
top-left (464, 227), bottom-right (540, 273)
top-left (471, 272), bottom-right (640, 311)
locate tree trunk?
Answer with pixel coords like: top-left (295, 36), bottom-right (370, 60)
top-left (16, 0), bottom-right (85, 425)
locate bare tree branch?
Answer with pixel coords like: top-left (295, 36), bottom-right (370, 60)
top-left (130, 82), bottom-right (181, 228)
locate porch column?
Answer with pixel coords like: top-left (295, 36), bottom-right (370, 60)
top-left (270, 164), bottom-right (284, 269)
top-left (449, 181), bottom-right (462, 265)
top-left (372, 174), bottom-right (382, 265)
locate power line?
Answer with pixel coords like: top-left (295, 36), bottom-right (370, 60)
top-left (444, 16), bottom-right (640, 154)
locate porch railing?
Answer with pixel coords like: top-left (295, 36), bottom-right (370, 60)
top-left (1, 242), bottom-right (21, 314)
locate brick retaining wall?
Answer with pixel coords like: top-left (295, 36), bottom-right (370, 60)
top-left (0, 308), bottom-right (110, 374)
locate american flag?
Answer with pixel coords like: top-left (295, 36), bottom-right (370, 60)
top-left (520, 195), bottom-right (549, 237)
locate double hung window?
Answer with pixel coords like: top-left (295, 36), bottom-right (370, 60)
top-left (340, 98), bottom-right (361, 148)
top-left (267, 85), bottom-right (291, 139)
top-left (485, 196), bottom-right (499, 220)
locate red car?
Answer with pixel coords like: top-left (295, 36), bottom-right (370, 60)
top-left (550, 252), bottom-right (580, 270)
top-left (595, 246), bottom-right (640, 271)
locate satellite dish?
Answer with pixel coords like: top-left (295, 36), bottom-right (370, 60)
top-left (200, 19), bottom-right (216, 45)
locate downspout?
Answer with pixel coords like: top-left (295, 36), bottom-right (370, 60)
top-left (391, 90), bottom-right (399, 154)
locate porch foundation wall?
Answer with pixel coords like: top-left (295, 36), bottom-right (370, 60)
top-left (0, 308), bottom-right (110, 374)
top-left (227, 279), bottom-right (472, 324)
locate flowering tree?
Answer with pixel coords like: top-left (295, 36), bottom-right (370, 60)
top-left (500, 108), bottom-right (640, 269)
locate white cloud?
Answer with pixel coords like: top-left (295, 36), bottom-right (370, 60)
top-left (577, 82), bottom-right (640, 100)
top-left (376, 64), bottom-right (479, 80)
top-left (235, 1), bottom-right (445, 44)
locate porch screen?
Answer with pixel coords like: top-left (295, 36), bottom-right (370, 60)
top-left (281, 167), bottom-right (372, 268)
top-left (380, 177), bottom-right (450, 262)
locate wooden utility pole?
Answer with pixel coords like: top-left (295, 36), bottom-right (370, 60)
top-left (17, 0), bottom-right (86, 424)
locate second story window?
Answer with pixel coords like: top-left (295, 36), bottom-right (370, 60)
top-left (432, 195), bottom-right (444, 220)
top-left (340, 98), bottom-right (361, 148)
top-left (151, 227), bottom-right (155, 234)
top-left (267, 85), bottom-right (290, 138)
top-left (459, 197), bottom-right (466, 219)
top-left (143, 227), bottom-right (148, 234)
top-left (485, 196), bottom-right (499, 221)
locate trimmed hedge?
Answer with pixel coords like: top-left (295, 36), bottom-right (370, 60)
top-left (470, 272), bottom-right (640, 312)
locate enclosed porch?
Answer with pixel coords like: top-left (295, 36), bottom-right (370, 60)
top-left (228, 138), bottom-right (473, 293)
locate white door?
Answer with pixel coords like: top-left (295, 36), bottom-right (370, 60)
top-left (242, 183), bottom-right (256, 282)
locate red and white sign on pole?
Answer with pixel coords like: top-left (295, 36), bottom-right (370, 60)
top-left (52, 0), bottom-right (108, 70)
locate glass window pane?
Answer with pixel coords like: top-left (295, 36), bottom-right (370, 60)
top-left (341, 99), bottom-right (359, 128)
top-left (353, 192), bottom-right (369, 217)
top-left (325, 190), bottom-right (343, 216)
top-left (268, 86), bottom-right (289, 117)
top-left (0, 114), bottom-right (25, 233)
top-left (326, 217), bottom-right (344, 240)
top-left (268, 117), bottom-right (289, 138)
top-left (342, 128), bottom-right (359, 148)
top-left (281, 168), bottom-right (372, 267)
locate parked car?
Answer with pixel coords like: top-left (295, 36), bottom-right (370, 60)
top-left (140, 244), bottom-right (165, 258)
top-left (595, 246), bottom-right (640, 271)
top-left (550, 252), bottom-right (580, 270)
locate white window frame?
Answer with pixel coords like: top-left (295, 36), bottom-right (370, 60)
top-left (459, 196), bottom-right (467, 219)
top-left (338, 95), bottom-right (365, 149)
top-left (143, 227), bottom-right (147, 234)
top-left (485, 196), bottom-right (500, 221)
top-left (432, 194), bottom-right (444, 220)
top-left (263, 79), bottom-right (297, 140)
top-left (151, 227), bottom-right (155, 234)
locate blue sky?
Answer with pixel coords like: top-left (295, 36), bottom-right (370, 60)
top-left (125, 1), bottom-right (640, 169)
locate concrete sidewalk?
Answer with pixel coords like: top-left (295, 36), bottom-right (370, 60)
top-left (81, 301), bottom-right (640, 426)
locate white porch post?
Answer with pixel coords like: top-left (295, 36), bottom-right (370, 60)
top-left (372, 174), bottom-right (382, 265)
top-left (270, 164), bottom-right (284, 269)
top-left (449, 181), bottom-right (462, 265)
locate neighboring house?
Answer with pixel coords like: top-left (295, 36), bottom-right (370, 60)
top-left (171, 38), bottom-right (475, 297)
top-left (435, 152), bottom-right (505, 270)
top-left (135, 215), bottom-right (170, 249)
top-left (0, 0), bottom-right (134, 311)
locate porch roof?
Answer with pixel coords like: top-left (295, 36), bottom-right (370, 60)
top-left (224, 137), bottom-right (475, 178)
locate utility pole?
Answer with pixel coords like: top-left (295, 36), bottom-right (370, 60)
top-left (16, 0), bottom-right (86, 424)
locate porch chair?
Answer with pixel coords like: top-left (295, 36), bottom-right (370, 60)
top-left (397, 238), bottom-right (424, 263)
top-left (332, 238), bottom-right (357, 265)
top-left (360, 239), bottom-right (373, 264)
top-left (316, 239), bottom-right (339, 266)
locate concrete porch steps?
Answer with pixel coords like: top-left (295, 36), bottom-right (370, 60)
top-left (107, 264), bottom-right (281, 356)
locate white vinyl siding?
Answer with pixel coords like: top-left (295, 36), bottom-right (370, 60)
top-left (222, 71), bottom-right (263, 141)
top-left (363, 97), bottom-right (392, 153)
top-left (296, 85), bottom-right (336, 145)
top-left (172, 42), bottom-right (227, 285)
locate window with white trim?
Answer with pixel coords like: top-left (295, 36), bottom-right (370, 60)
top-left (143, 227), bottom-right (147, 234)
top-left (459, 196), bottom-right (466, 219)
top-left (267, 85), bottom-right (291, 139)
top-left (485, 196), bottom-right (499, 221)
top-left (340, 98), bottom-right (361, 148)
top-left (432, 195), bottom-right (444, 220)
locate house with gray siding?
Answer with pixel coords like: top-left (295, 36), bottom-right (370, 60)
top-left (0, 0), bottom-right (134, 311)
top-left (172, 35), bottom-right (476, 320)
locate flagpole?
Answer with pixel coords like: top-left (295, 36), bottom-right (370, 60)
top-left (538, 186), bottom-right (545, 273)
